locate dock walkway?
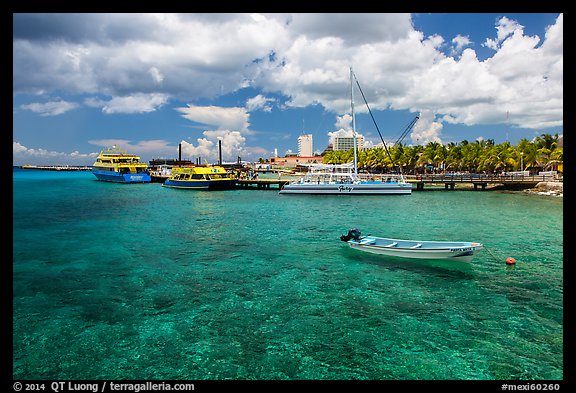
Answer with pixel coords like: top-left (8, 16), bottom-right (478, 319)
top-left (234, 174), bottom-right (560, 191)
top-left (19, 165), bottom-right (91, 171)
top-left (404, 174), bottom-right (559, 190)
top-left (236, 179), bottom-right (290, 189)
top-left (135, 172), bottom-right (562, 192)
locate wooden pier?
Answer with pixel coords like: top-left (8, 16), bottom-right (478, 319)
top-left (234, 174), bottom-right (558, 191)
top-left (150, 174), bottom-right (170, 183)
top-left (404, 174), bottom-right (558, 191)
top-left (146, 172), bottom-right (559, 192)
top-left (19, 165), bottom-right (91, 171)
top-left (236, 179), bottom-right (290, 189)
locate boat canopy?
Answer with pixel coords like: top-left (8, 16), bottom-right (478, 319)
top-left (298, 163), bottom-right (354, 173)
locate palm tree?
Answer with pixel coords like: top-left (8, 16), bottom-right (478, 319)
top-left (418, 142), bottom-right (441, 173)
top-left (390, 144), bottom-right (408, 173)
top-left (321, 133), bottom-right (562, 175)
top-left (323, 150), bottom-right (353, 165)
top-left (480, 144), bottom-right (499, 173)
top-left (546, 148), bottom-right (563, 171)
top-left (366, 147), bottom-right (389, 172)
top-left (536, 147), bottom-right (552, 171)
top-left (518, 141), bottom-right (539, 172)
top-left (434, 143), bottom-right (448, 172)
top-left (535, 133), bottom-right (558, 150)
top-left (445, 143), bottom-right (463, 172)
top-left (460, 142), bottom-right (483, 172)
top-left (404, 145), bottom-right (423, 174)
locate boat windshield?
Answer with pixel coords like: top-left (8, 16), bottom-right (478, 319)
top-left (209, 174), bottom-right (230, 179)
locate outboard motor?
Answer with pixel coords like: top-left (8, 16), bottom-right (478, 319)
top-left (340, 228), bottom-right (361, 242)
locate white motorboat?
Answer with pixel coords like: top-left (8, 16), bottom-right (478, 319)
top-left (340, 229), bottom-right (483, 262)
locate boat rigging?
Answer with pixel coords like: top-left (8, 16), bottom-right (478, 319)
top-left (278, 67), bottom-right (412, 195)
top-left (350, 68), bottom-right (419, 174)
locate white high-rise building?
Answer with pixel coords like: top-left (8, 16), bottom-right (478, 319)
top-left (298, 134), bottom-right (313, 157)
top-left (333, 135), bottom-right (364, 151)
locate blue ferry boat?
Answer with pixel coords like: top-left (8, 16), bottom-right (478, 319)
top-left (91, 146), bottom-right (151, 183)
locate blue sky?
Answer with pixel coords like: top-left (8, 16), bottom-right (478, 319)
top-left (13, 13), bottom-right (563, 165)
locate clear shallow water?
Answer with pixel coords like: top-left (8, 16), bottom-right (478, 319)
top-left (13, 169), bottom-right (563, 380)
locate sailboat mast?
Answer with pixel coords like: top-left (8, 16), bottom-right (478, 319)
top-left (350, 67), bottom-right (358, 175)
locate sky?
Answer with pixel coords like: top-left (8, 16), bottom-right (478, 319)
top-left (12, 13), bottom-right (563, 165)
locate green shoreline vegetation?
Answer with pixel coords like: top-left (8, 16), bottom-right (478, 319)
top-left (320, 133), bottom-right (563, 175)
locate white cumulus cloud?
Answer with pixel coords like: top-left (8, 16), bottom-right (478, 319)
top-left (179, 130), bottom-right (246, 163)
top-left (335, 114), bottom-right (352, 131)
top-left (20, 100), bottom-right (79, 116)
top-left (13, 12), bottom-right (563, 157)
top-left (176, 105), bottom-right (250, 131)
top-left (148, 67), bottom-right (164, 83)
top-left (88, 139), bottom-right (176, 158)
top-left (451, 35), bottom-right (471, 55)
top-left (246, 94), bottom-right (275, 112)
top-left (327, 114), bottom-right (367, 146)
top-left (13, 141), bottom-right (98, 165)
top-left (409, 110), bottom-right (444, 145)
top-left (483, 17), bottom-right (525, 50)
top-left (99, 93), bottom-right (169, 114)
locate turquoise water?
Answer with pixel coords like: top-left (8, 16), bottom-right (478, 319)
top-left (13, 168), bottom-right (563, 380)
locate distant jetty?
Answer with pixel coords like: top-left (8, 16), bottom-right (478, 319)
top-left (19, 165), bottom-right (91, 171)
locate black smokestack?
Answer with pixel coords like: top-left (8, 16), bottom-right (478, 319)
top-left (178, 143), bottom-right (182, 162)
top-left (218, 139), bottom-right (222, 166)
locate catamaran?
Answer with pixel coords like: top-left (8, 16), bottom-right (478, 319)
top-left (279, 67), bottom-right (413, 195)
top-left (279, 163), bottom-right (411, 195)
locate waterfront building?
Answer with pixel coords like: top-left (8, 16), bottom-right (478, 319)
top-left (269, 155), bottom-right (323, 168)
top-left (333, 135), bottom-right (364, 151)
top-left (321, 143), bottom-right (333, 155)
top-left (298, 134), bottom-right (313, 157)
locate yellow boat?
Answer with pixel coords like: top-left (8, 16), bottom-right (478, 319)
top-left (162, 166), bottom-right (236, 190)
top-left (91, 146), bottom-right (151, 183)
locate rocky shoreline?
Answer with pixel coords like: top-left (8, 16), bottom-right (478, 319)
top-left (524, 181), bottom-right (563, 197)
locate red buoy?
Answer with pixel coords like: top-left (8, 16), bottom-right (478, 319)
top-left (505, 257), bottom-right (516, 265)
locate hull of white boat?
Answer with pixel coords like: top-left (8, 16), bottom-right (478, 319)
top-left (347, 237), bottom-right (483, 262)
top-left (279, 182), bottom-right (412, 195)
